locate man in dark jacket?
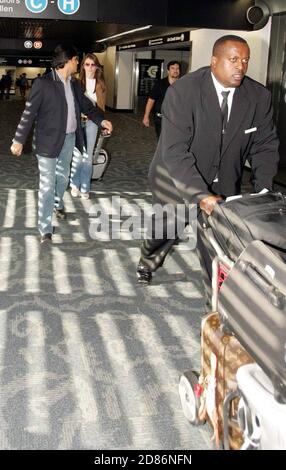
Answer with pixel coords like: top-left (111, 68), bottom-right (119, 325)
top-left (137, 35), bottom-right (279, 299)
top-left (142, 61), bottom-right (180, 139)
top-left (11, 44), bottom-right (112, 243)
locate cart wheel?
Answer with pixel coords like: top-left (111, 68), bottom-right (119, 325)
top-left (179, 370), bottom-right (202, 426)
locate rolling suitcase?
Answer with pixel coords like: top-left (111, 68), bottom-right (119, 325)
top-left (219, 240), bottom-right (286, 404)
top-left (236, 363), bottom-right (286, 450)
top-left (92, 133), bottom-right (111, 180)
top-left (179, 312), bottom-right (253, 450)
top-left (207, 192), bottom-right (286, 262)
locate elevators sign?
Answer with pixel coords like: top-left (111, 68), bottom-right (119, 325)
top-left (117, 31), bottom-right (190, 51)
top-left (0, 0), bottom-right (98, 20)
top-left (137, 59), bottom-right (163, 97)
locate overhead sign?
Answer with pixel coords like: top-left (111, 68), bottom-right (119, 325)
top-left (0, 38), bottom-right (57, 53)
top-left (18, 58), bottom-right (33, 64)
top-left (0, 0), bottom-right (96, 20)
top-left (117, 31), bottom-right (190, 51)
top-left (0, 56), bottom-right (52, 67)
top-left (24, 40), bottom-right (33, 49)
top-left (23, 40), bottom-right (42, 49)
top-left (34, 41), bottom-right (43, 49)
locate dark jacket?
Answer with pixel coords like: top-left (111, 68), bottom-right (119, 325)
top-left (149, 77), bottom-right (170, 114)
top-left (149, 67), bottom-right (279, 206)
top-left (14, 70), bottom-right (104, 158)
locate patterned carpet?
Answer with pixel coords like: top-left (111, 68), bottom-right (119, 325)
top-left (0, 98), bottom-right (211, 450)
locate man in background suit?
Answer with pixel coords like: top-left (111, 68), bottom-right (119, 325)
top-left (142, 60), bottom-right (181, 139)
top-left (137, 35), bottom-right (279, 301)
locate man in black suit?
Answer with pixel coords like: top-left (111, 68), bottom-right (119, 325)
top-left (11, 44), bottom-right (112, 244)
top-left (137, 35), bottom-right (279, 297)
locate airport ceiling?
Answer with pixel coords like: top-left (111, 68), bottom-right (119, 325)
top-left (0, 0), bottom-right (258, 57)
top-left (0, 0), bottom-right (285, 58)
top-left (0, 17), bottom-right (190, 55)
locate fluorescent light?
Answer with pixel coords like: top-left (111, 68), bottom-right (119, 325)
top-left (96, 25), bottom-right (152, 43)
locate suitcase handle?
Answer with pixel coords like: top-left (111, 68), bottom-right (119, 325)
top-left (93, 133), bottom-right (111, 160)
top-left (95, 152), bottom-right (107, 165)
top-left (201, 210), bottom-right (209, 227)
top-left (239, 261), bottom-right (285, 309)
top-left (99, 131), bottom-right (111, 139)
top-left (96, 132), bottom-right (111, 149)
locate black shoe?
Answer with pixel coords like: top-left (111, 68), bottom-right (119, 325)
top-left (40, 233), bottom-right (52, 244)
top-left (54, 208), bottom-right (67, 220)
top-left (136, 265), bottom-right (152, 284)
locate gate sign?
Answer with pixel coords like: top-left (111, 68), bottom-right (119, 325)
top-left (0, 0), bottom-right (95, 20)
top-left (25, 0), bottom-right (49, 14)
top-left (57, 0), bottom-right (80, 15)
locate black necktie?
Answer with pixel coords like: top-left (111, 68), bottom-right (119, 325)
top-left (221, 91), bottom-right (230, 135)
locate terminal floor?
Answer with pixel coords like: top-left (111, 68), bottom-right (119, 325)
top-left (0, 98), bottom-right (212, 450)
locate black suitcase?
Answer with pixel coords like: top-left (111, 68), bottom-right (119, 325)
top-left (218, 240), bottom-right (286, 404)
top-left (207, 192), bottom-right (286, 262)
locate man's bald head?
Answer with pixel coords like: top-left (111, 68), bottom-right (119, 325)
top-left (212, 35), bottom-right (248, 57)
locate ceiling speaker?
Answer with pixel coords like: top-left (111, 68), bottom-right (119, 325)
top-left (246, 1), bottom-right (271, 30)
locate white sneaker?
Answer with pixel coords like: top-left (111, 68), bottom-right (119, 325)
top-left (80, 192), bottom-right (90, 200)
top-left (71, 187), bottom-right (79, 198)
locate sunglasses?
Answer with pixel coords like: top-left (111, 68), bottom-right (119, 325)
top-left (84, 63), bottom-right (96, 67)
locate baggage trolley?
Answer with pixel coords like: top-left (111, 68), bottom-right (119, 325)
top-left (179, 192), bottom-right (286, 449)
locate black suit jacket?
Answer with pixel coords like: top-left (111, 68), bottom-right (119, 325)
top-left (149, 67), bottom-right (279, 206)
top-left (14, 70), bottom-right (104, 159)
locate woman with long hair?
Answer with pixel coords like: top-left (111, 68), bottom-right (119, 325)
top-left (70, 53), bottom-right (106, 199)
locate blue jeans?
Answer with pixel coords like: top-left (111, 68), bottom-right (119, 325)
top-left (36, 133), bottom-right (75, 235)
top-left (70, 120), bottom-right (98, 194)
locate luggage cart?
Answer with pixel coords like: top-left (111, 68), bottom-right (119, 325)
top-left (178, 224), bottom-right (249, 449)
top-left (179, 192), bottom-right (286, 449)
top-left (179, 200), bottom-right (249, 449)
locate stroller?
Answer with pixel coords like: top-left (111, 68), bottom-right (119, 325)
top-left (179, 192), bottom-right (286, 450)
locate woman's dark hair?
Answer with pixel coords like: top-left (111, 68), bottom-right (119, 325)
top-left (79, 53), bottom-right (106, 93)
top-left (52, 44), bottom-right (78, 69)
